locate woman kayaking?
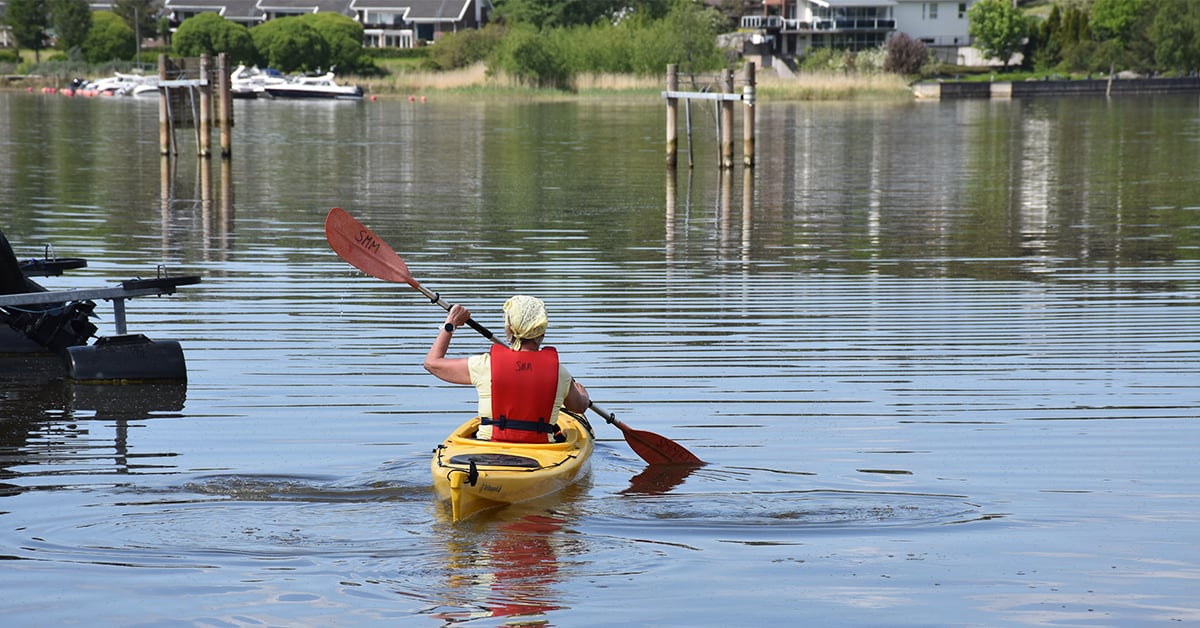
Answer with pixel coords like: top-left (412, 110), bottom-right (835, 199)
top-left (424, 295), bottom-right (590, 442)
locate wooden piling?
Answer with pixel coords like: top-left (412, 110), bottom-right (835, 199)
top-left (158, 54), bottom-right (170, 155)
top-left (666, 64), bottom-right (678, 168)
top-left (742, 63), bottom-right (756, 168)
top-left (218, 53), bottom-right (233, 158)
top-left (198, 55), bottom-right (212, 157)
top-left (720, 69), bottom-right (734, 169)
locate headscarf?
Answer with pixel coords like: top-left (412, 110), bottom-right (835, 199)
top-left (503, 295), bottom-right (548, 350)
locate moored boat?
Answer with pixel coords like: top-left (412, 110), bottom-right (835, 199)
top-left (431, 411), bottom-right (594, 522)
top-left (230, 64), bottom-right (288, 99)
top-left (262, 71), bottom-right (363, 100)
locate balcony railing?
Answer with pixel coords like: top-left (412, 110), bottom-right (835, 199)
top-left (740, 15), bottom-right (784, 30)
top-left (740, 16), bottom-right (896, 32)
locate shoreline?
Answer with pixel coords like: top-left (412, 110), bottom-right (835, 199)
top-left (3, 66), bottom-right (915, 102)
top-left (915, 75), bottom-right (1200, 99)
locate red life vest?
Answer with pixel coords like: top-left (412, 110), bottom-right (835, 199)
top-left (485, 345), bottom-right (560, 443)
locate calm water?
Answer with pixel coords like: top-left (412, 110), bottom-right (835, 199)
top-left (1, 89), bottom-right (1198, 625)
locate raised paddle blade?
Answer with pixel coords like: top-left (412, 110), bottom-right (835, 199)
top-left (325, 207), bottom-right (416, 287)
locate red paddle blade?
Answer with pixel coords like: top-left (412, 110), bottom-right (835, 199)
top-left (325, 207), bottom-right (416, 287)
top-left (616, 421), bottom-right (704, 466)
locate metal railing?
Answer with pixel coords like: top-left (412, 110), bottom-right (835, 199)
top-left (740, 16), bottom-right (896, 32)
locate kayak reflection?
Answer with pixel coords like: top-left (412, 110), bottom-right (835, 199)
top-left (438, 514), bottom-right (570, 624)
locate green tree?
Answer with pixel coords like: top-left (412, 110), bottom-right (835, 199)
top-left (83, 10), bottom-right (136, 63)
top-left (495, 0), bottom-right (623, 29)
top-left (173, 13), bottom-right (257, 64)
top-left (1032, 4), bottom-right (1062, 70)
top-left (113, 0), bottom-right (162, 63)
top-left (1151, 0), bottom-right (1200, 73)
top-left (112, 0), bottom-right (160, 40)
top-left (298, 13), bottom-right (373, 74)
top-left (6, 0), bottom-right (52, 62)
top-left (250, 18), bottom-right (328, 73)
top-left (1091, 0), bottom-right (1144, 46)
top-left (968, 0), bottom-right (1030, 70)
top-left (50, 0), bottom-right (92, 55)
top-left (491, 24), bottom-right (570, 87)
top-left (654, 0), bottom-right (723, 75)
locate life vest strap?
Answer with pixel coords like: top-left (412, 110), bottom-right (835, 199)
top-left (481, 416), bottom-right (560, 434)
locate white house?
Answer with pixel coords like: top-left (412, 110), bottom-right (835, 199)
top-left (740, 0), bottom-right (980, 59)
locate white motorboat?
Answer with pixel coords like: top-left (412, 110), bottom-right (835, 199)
top-left (130, 79), bottom-right (162, 98)
top-left (261, 71), bottom-right (363, 100)
top-left (80, 72), bottom-right (153, 96)
top-left (230, 65), bottom-right (289, 99)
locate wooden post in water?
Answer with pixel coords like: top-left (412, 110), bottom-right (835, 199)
top-left (720, 69), bottom-right (734, 169)
top-left (742, 63), bottom-right (756, 168)
top-left (666, 64), bottom-right (678, 168)
top-left (158, 54), bottom-right (171, 155)
top-left (218, 53), bottom-right (233, 158)
top-left (198, 55), bottom-right (212, 157)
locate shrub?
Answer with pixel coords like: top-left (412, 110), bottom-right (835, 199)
top-left (491, 25), bottom-right (571, 88)
top-left (885, 33), bottom-right (929, 76)
top-left (297, 13), bottom-right (375, 74)
top-left (426, 23), bottom-right (507, 71)
top-left (83, 11), bottom-right (136, 63)
top-left (173, 13), bottom-right (257, 64)
top-left (250, 18), bottom-right (328, 73)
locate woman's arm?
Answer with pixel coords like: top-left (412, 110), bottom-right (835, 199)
top-left (423, 304), bottom-right (473, 385)
top-left (563, 379), bottom-right (590, 414)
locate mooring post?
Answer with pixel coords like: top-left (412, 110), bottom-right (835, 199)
top-left (666, 64), bottom-right (678, 168)
top-left (158, 54), bottom-right (170, 155)
top-left (218, 52), bottom-right (232, 158)
top-left (720, 69), bottom-right (734, 169)
top-left (198, 54), bottom-right (212, 157)
top-left (743, 62), bottom-right (756, 168)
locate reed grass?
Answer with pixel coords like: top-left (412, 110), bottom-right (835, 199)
top-left (755, 71), bottom-right (913, 101)
top-left (357, 63), bottom-right (914, 102)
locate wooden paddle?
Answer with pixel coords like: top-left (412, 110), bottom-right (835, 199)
top-left (325, 207), bottom-right (703, 466)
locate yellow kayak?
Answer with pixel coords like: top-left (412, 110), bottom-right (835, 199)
top-left (431, 411), bottom-right (595, 522)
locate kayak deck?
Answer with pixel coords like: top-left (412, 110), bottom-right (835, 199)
top-left (431, 411), bottom-right (594, 522)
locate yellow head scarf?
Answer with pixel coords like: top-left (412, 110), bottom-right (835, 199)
top-left (503, 295), bottom-right (548, 350)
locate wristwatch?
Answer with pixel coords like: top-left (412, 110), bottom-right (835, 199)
top-left (443, 322), bottom-right (455, 333)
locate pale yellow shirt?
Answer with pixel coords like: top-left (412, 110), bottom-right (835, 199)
top-left (467, 352), bottom-right (575, 441)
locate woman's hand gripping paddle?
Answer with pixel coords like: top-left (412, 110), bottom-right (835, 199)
top-left (324, 207), bottom-right (703, 466)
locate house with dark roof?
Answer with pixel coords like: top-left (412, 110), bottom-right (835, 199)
top-left (353, 0), bottom-right (490, 48)
top-left (157, 0), bottom-right (491, 47)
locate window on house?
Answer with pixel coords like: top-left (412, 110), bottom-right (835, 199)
top-left (959, 3), bottom-right (967, 19)
top-left (929, 3), bottom-right (938, 19)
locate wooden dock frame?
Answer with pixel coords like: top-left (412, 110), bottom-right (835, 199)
top-left (157, 52), bottom-right (234, 158)
top-left (664, 63), bottom-right (756, 169)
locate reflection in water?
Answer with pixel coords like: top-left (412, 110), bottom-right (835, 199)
top-left (622, 463), bottom-right (702, 495)
top-left (0, 366), bottom-right (187, 495)
top-left (438, 515), bottom-right (569, 625)
top-left (161, 155), bottom-right (236, 262)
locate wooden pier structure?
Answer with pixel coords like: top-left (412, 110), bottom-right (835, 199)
top-left (664, 63), bottom-right (756, 169)
top-left (157, 53), bottom-right (234, 158)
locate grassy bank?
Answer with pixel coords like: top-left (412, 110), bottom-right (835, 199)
top-left (357, 62), bottom-right (913, 101)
